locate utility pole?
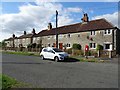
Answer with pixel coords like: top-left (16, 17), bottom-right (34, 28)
top-left (56, 10), bottom-right (58, 48)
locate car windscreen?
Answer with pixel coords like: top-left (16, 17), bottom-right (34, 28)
top-left (53, 48), bottom-right (63, 52)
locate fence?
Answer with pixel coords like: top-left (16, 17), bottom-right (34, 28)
top-left (100, 50), bottom-right (116, 58)
top-left (2, 47), bottom-right (117, 58)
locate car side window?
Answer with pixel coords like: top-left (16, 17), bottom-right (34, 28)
top-left (43, 49), bottom-right (48, 52)
top-left (48, 50), bottom-right (53, 52)
top-left (47, 50), bottom-right (55, 54)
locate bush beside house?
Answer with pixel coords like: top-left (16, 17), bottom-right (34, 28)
top-left (96, 44), bottom-right (103, 57)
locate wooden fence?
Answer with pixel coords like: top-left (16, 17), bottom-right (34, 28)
top-left (2, 47), bottom-right (117, 58)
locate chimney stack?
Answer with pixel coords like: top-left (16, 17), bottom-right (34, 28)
top-left (12, 34), bottom-right (15, 38)
top-left (24, 31), bottom-right (26, 35)
top-left (32, 28), bottom-right (36, 35)
top-left (81, 13), bottom-right (89, 23)
top-left (48, 23), bottom-right (52, 30)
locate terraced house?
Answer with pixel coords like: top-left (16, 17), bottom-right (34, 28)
top-left (4, 14), bottom-right (120, 54)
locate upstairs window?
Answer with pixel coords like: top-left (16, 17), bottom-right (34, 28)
top-left (108, 30), bottom-right (111, 34)
top-left (90, 31), bottom-right (96, 35)
top-left (78, 34), bottom-right (80, 37)
top-left (48, 36), bottom-right (50, 39)
top-left (68, 34), bottom-right (71, 38)
top-left (104, 29), bottom-right (112, 35)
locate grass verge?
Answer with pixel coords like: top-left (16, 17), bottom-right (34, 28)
top-left (71, 56), bottom-right (104, 63)
top-left (2, 51), bottom-right (39, 56)
top-left (3, 51), bottom-right (104, 63)
top-left (0, 74), bottom-right (30, 89)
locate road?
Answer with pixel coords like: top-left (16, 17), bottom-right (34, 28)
top-left (2, 53), bottom-right (118, 88)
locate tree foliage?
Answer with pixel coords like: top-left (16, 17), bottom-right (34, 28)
top-left (96, 44), bottom-right (103, 51)
top-left (72, 43), bottom-right (81, 50)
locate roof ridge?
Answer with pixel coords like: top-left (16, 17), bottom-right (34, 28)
top-left (41, 18), bottom-right (107, 32)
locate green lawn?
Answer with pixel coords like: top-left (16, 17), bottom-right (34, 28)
top-left (2, 51), bottom-right (39, 56)
top-left (0, 74), bottom-right (30, 89)
top-left (71, 56), bottom-right (104, 63)
top-left (3, 51), bottom-right (104, 63)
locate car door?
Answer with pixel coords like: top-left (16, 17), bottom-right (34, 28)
top-left (42, 49), bottom-right (49, 59)
top-left (47, 50), bottom-right (55, 59)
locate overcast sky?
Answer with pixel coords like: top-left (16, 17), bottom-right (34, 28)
top-left (0, 0), bottom-right (119, 42)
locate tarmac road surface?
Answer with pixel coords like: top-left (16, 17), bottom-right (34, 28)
top-left (2, 53), bottom-right (118, 88)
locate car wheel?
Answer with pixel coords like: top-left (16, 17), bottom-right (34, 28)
top-left (41, 55), bottom-right (44, 60)
top-left (54, 56), bottom-right (59, 62)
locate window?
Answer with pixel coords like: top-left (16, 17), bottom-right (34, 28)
top-left (53, 48), bottom-right (63, 52)
top-left (68, 34), bottom-right (71, 38)
top-left (43, 49), bottom-right (47, 52)
top-left (108, 30), bottom-right (111, 34)
top-left (89, 43), bottom-right (96, 49)
top-left (90, 31), bottom-right (96, 35)
top-left (78, 34), bottom-right (80, 37)
top-left (104, 30), bottom-right (107, 34)
top-left (48, 36), bottom-right (50, 39)
top-left (104, 42), bottom-right (112, 50)
top-left (104, 29), bottom-right (111, 35)
top-left (67, 43), bottom-right (70, 47)
top-left (105, 44), bottom-right (110, 49)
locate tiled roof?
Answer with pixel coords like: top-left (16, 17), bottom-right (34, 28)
top-left (17, 34), bottom-right (33, 39)
top-left (34, 30), bottom-right (47, 37)
top-left (4, 37), bottom-right (17, 41)
top-left (36, 18), bottom-right (115, 36)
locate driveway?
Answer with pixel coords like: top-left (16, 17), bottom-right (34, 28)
top-left (2, 53), bottom-right (118, 88)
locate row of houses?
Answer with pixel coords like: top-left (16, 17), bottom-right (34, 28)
top-left (4, 13), bottom-right (120, 54)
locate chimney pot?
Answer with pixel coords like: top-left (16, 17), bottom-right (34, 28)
top-left (32, 28), bottom-right (36, 35)
top-left (48, 23), bottom-right (52, 30)
top-left (24, 31), bottom-right (26, 35)
top-left (81, 13), bottom-right (89, 22)
top-left (13, 34), bottom-right (15, 38)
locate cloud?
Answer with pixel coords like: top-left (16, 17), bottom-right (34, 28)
top-left (66, 7), bottom-right (82, 13)
top-left (1, 1), bottom-right (78, 41)
top-left (92, 12), bottom-right (118, 27)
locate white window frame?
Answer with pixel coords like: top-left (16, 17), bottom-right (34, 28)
top-left (104, 29), bottom-right (112, 35)
top-left (68, 34), bottom-right (71, 38)
top-left (47, 36), bottom-right (50, 39)
top-left (90, 43), bottom-right (96, 49)
top-left (90, 31), bottom-right (96, 36)
top-left (104, 42), bottom-right (112, 51)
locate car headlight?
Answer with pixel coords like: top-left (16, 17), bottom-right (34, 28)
top-left (59, 54), bottom-right (64, 57)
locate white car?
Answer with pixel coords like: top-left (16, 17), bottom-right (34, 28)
top-left (40, 47), bottom-right (69, 62)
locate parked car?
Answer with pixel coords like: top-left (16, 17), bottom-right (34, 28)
top-left (40, 47), bottom-right (69, 62)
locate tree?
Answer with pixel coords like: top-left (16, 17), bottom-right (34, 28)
top-left (72, 43), bottom-right (82, 56)
top-left (72, 43), bottom-right (81, 50)
top-left (1, 41), bottom-right (7, 47)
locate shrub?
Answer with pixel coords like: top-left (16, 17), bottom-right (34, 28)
top-left (72, 43), bottom-right (81, 50)
top-left (36, 44), bottom-right (42, 48)
top-left (65, 48), bottom-right (72, 54)
top-left (96, 44), bottom-right (103, 51)
top-left (31, 43), bottom-right (36, 48)
top-left (73, 50), bottom-right (84, 56)
top-left (27, 44), bottom-right (32, 48)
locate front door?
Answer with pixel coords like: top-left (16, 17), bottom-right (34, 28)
top-left (59, 43), bottom-right (63, 50)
